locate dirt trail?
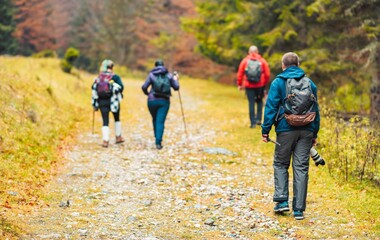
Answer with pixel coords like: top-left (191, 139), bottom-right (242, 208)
top-left (17, 80), bottom-right (316, 239)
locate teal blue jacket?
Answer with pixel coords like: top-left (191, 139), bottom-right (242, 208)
top-left (261, 66), bottom-right (320, 138)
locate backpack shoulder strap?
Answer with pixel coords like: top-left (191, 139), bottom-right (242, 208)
top-left (285, 78), bottom-right (294, 98)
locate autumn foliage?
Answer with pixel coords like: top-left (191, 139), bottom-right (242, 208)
top-left (10, 0), bottom-right (230, 79)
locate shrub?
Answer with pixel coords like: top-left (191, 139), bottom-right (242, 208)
top-left (319, 103), bottom-right (380, 186)
top-left (60, 59), bottom-right (72, 73)
top-left (32, 50), bottom-right (57, 58)
top-left (60, 47), bottom-right (80, 73)
top-left (64, 47), bottom-right (80, 64)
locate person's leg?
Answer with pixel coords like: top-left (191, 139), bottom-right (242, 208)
top-left (112, 108), bottom-right (124, 143)
top-left (100, 108), bottom-right (110, 147)
top-left (148, 101), bottom-right (159, 140)
top-left (292, 130), bottom-right (313, 215)
top-left (154, 100), bottom-right (170, 147)
top-left (254, 87), bottom-right (265, 124)
top-left (112, 108), bottom-right (120, 122)
top-left (273, 131), bottom-right (298, 211)
top-left (245, 88), bottom-right (256, 127)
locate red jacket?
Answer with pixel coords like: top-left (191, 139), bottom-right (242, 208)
top-left (237, 53), bottom-right (270, 88)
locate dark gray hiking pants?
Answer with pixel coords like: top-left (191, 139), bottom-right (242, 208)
top-left (246, 87), bottom-right (264, 125)
top-left (273, 130), bottom-right (313, 211)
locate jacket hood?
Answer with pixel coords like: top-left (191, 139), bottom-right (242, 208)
top-left (151, 66), bottom-right (168, 75)
top-left (277, 66), bottom-right (305, 80)
top-left (246, 52), bottom-right (262, 60)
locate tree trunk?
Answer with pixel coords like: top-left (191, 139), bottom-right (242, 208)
top-left (370, 53), bottom-right (380, 126)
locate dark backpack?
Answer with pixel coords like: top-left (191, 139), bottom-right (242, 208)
top-left (96, 72), bottom-right (114, 99)
top-left (283, 77), bottom-right (317, 126)
top-left (152, 73), bottom-right (171, 98)
top-left (245, 59), bottom-right (262, 83)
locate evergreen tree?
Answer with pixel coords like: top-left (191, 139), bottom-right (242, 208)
top-left (309, 0), bottom-right (380, 122)
top-left (0, 0), bottom-right (17, 54)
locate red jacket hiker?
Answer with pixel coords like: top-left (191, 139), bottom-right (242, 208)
top-left (237, 52), bottom-right (270, 89)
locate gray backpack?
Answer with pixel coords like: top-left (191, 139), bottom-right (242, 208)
top-left (245, 59), bottom-right (262, 83)
top-left (283, 77), bottom-right (317, 126)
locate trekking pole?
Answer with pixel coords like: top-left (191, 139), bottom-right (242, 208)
top-left (175, 71), bottom-right (188, 137)
top-left (268, 137), bottom-right (281, 146)
top-left (178, 88), bottom-right (188, 136)
top-left (92, 110), bottom-right (95, 135)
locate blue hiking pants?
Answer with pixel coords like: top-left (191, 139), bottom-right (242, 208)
top-left (273, 130), bottom-right (313, 212)
top-left (148, 100), bottom-right (170, 145)
top-left (245, 87), bottom-right (264, 126)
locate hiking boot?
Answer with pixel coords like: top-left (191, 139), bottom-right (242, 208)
top-left (256, 122), bottom-right (262, 126)
top-left (156, 144), bottom-right (163, 150)
top-left (293, 211), bottom-right (304, 220)
top-left (274, 201), bottom-right (290, 213)
top-left (250, 124), bottom-right (256, 128)
top-left (116, 136), bottom-right (125, 144)
top-left (102, 140), bottom-right (109, 148)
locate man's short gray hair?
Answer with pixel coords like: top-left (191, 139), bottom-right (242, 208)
top-left (282, 52), bottom-right (299, 67)
top-left (249, 45), bottom-right (258, 54)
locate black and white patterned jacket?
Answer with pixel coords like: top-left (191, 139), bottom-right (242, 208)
top-left (92, 82), bottom-right (123, 113)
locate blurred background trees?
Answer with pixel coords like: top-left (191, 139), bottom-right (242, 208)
top-left (0, 0), bottom-right (379, 121)
top-left (0, 0), bottom-right (17, 54)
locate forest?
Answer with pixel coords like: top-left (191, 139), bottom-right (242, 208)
top-left (1, 0), bottom-right (379, 119)
top-left (0, 0), bottom-right (379, 238)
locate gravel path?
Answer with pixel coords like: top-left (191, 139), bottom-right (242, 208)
top-left (19, 81), bottom-right (307, 239)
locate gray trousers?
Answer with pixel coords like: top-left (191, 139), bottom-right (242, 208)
top-left (273, 130), bottom-right (313, 211)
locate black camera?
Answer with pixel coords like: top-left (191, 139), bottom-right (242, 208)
top-left (310, 147), bottom-right (325, 166)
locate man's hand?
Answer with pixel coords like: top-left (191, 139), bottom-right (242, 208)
top-left (93, 107), bottom-right (98, 112)
top-left (238, 86), bottom-right (244, 91)
top-left (312, 138), bottom-right (317, 146)
top-left (262, 134), bottom-right (269, 143)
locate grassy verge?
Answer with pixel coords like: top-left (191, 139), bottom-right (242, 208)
top-left (178, 76), bottom-right (380, 238)
top-left (0, 56), bottom-right (92, 236)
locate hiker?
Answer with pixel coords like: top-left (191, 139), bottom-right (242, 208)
top-left (141, 59), bottom-right (179, 150)
top-left (261, 52), bottom-right (320, 220)
top-left (237, 45), bottom-right (270, 128)
top-left (92, 59), bottom-right (125, 148)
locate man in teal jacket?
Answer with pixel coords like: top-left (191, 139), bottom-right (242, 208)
top-left (261, 52), bottom-right (320, 220)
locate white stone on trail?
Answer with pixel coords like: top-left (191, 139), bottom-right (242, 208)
top-left (202, 147), bottom-right (238, 156)
top-left (38, 233), bottom-right (61, 239)
top-left (93, 171), bottom-right (107, 178)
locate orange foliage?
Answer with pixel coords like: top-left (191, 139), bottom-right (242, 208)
top-left (13, 0), bottom-right (56, 53)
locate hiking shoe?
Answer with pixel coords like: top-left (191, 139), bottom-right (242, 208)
top-left (256, 122), bottom-right (262, 126)
top-left (293, 211), bottom-right (304, 220)
top-left (250, 124), bottom-right (256, 128)
top-left (116, 136), bottom-right (125, 144)
top-left (274, 201), bottom-right (290, 213)
top-left (156, 144), bottom-right (163, 150)
top-left (102, 140), bottom-right (109, 148)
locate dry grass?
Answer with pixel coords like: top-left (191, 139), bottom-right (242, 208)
top-left (0, 56), bottom-right (92, 236)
